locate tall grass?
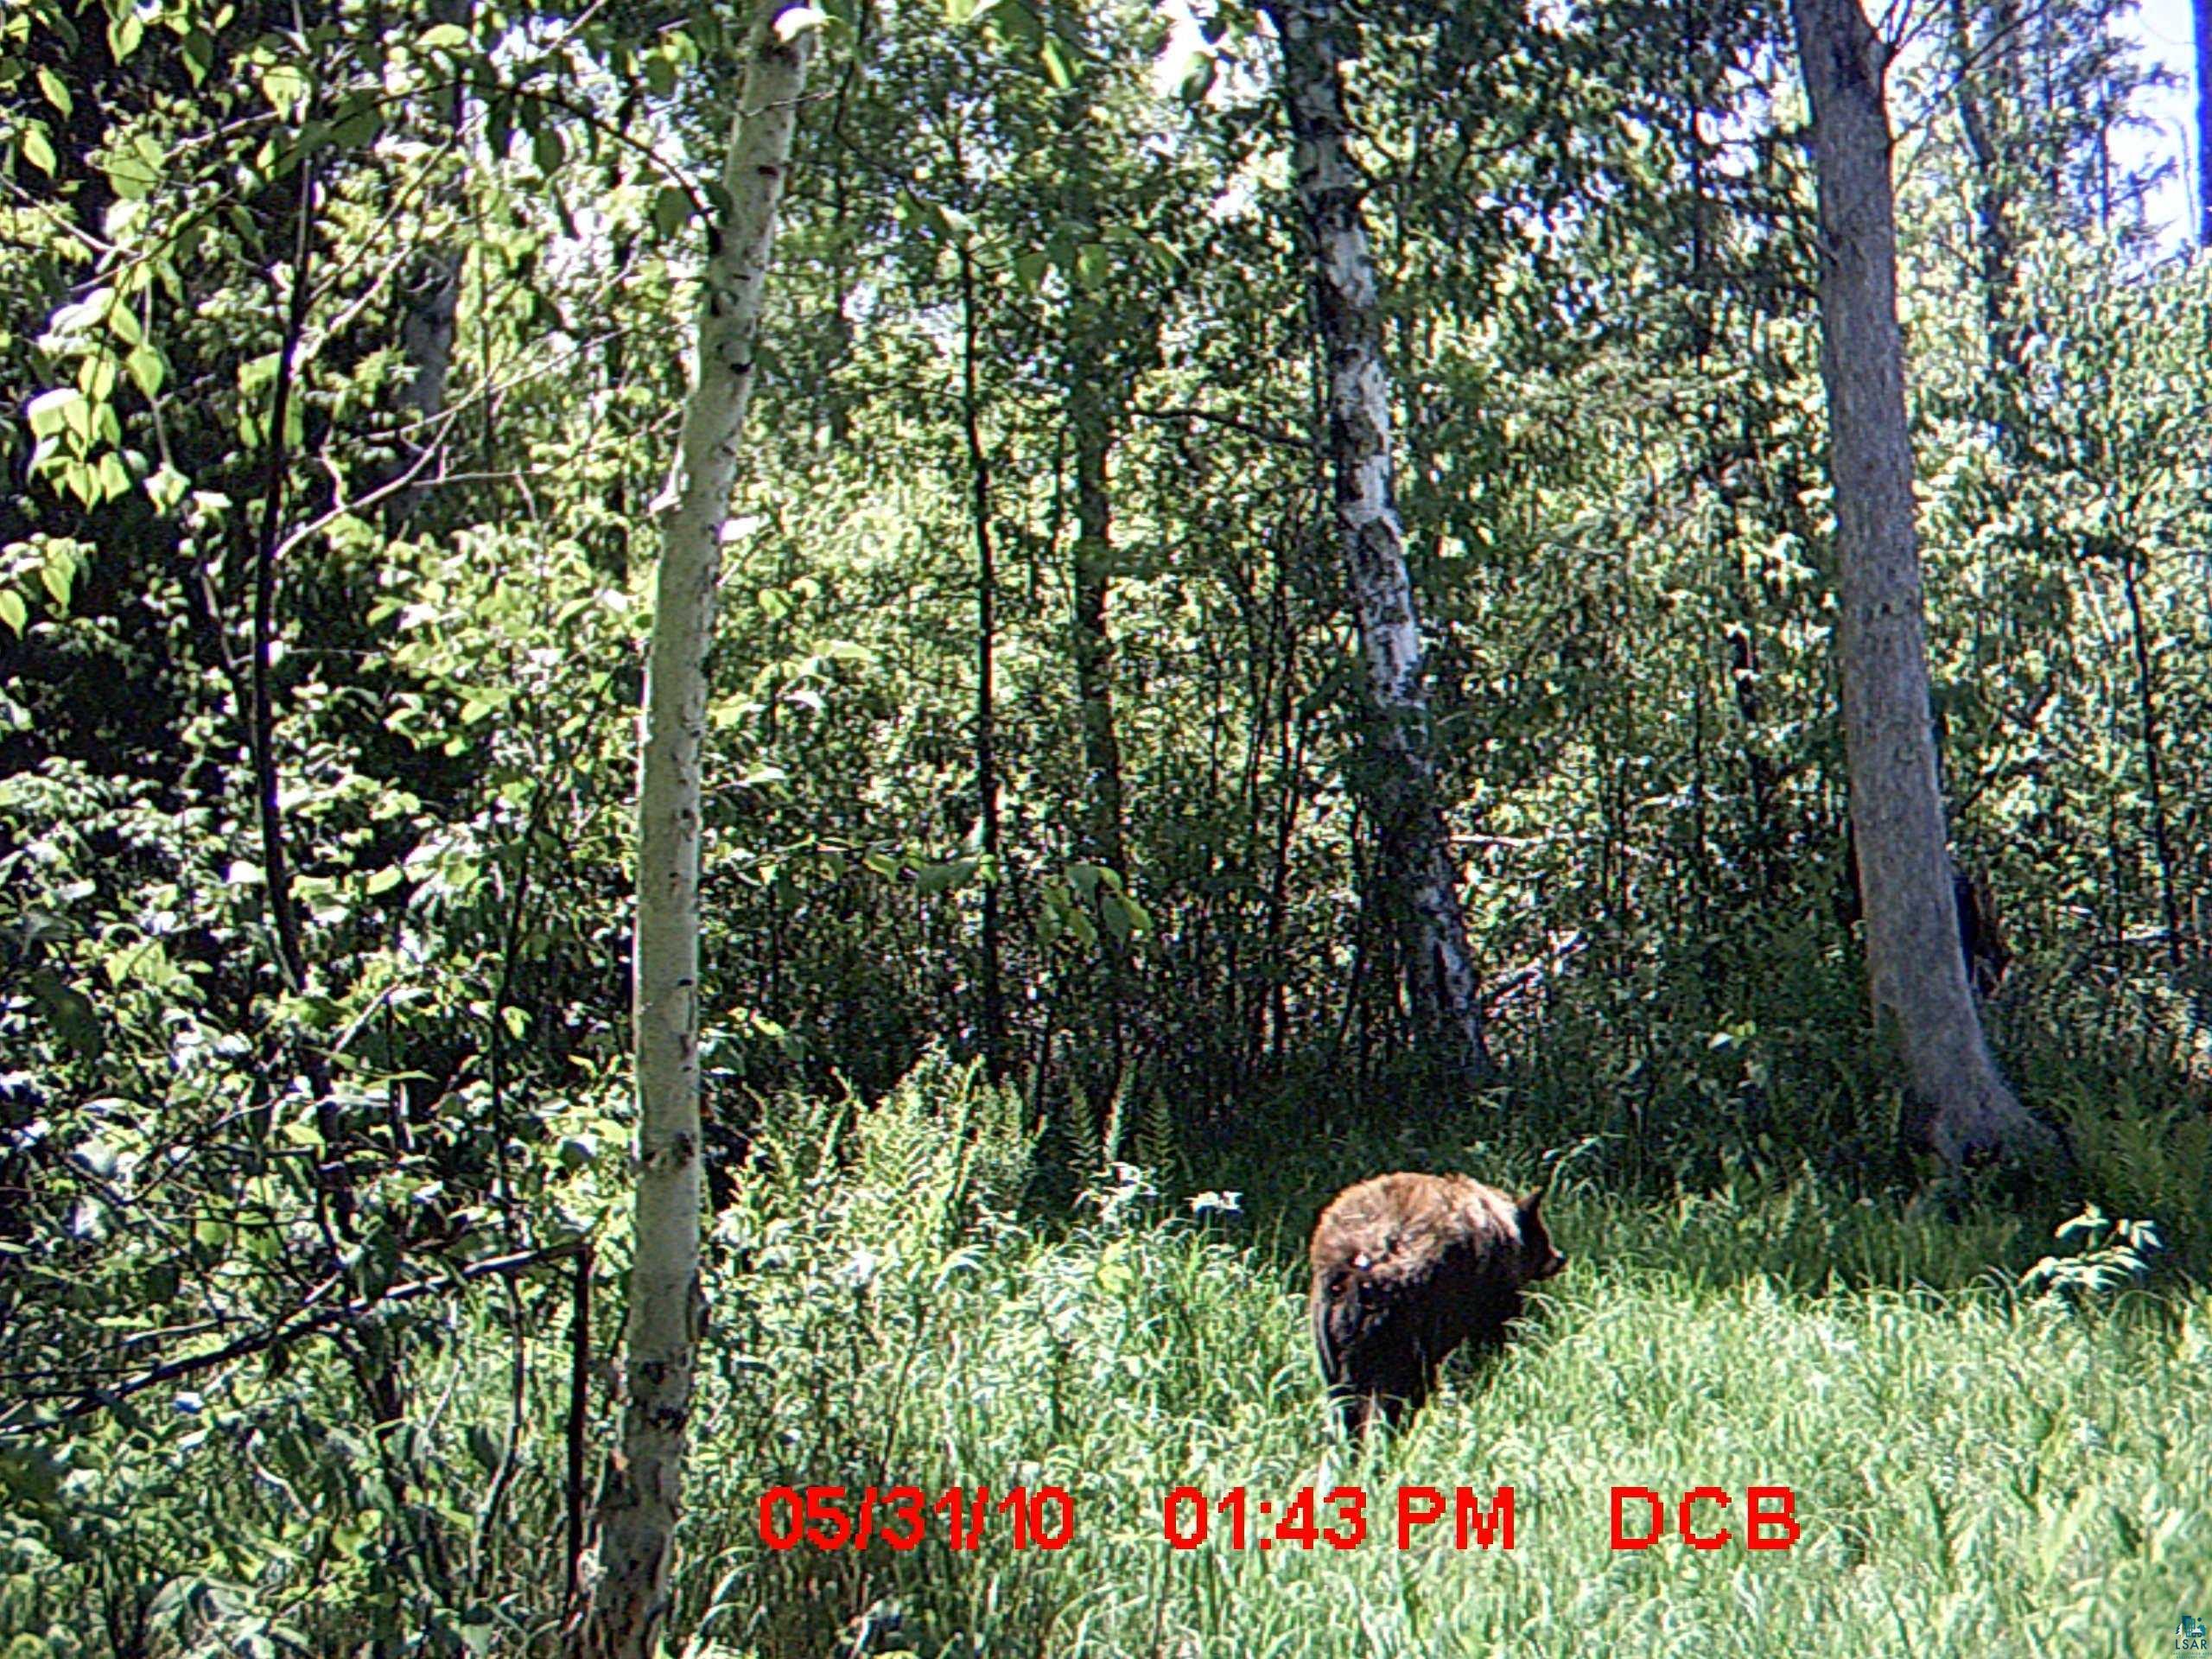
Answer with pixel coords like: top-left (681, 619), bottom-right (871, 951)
top-left (5, 1047), bottom-right (2208, 1656)
top-left (667, 1058), bottom-right (2212, 1659)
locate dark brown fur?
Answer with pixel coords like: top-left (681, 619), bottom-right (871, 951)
top-left (1308, 1173), bottom-right (1566, 1438)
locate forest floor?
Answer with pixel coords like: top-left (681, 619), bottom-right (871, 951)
top-left (669, 1065), bottom-right (2212, 1659)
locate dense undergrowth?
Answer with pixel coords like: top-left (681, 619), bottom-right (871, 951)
top-left (4, 1037), bottom-right (2209, 1658)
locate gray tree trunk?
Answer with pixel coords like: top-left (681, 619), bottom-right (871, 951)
top-left (1266, 0), bottom-right (1492, 1087)
top-left (389, 0), bottom-right (470, 528)
top-left (1069, 381), bottom-right (1128, 883)
top-left (575, 7), bottom-right (817, 1655)
top-left (1790, 0), bottom-right (2055, 1169)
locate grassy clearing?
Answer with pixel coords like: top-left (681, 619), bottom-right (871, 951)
top-left (8, 1052), bottom-right (2207, 1656)
top-left (669, 1065), bottom-right (2212, 1659)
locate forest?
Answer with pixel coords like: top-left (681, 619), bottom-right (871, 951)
top-left (4, 0), bottom-right (2212, 1650)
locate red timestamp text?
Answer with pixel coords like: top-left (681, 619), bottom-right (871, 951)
top-left (757, 1484), bottom-right (1076, 1553)
top-left (1162, 1485), bottom-right (1517, 1552)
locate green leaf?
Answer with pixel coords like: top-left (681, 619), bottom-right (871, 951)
top-left (238, 351), bottom-right (281, 397)
top-left (365, 866), bottom-right (404, 895)
top-left (421, 21), bottom-right (469, 47)
top-left (144, 463), bottom-right (188, 512)
top-left (36, 67), bottom-right (71, 115)
top-left (40, 543), bottom-right (76, 607)
top-left (533, 127), bottom-right (566, 175)
top-left (29, 969), bottom-right (104, 1059)
top-left (331, 95), bottom-right (382, 149)
top-left (1101, 891), bottom-right (1154, 941)
top-left (106, 149), bottom-right (157, 200)
top-left (1039, 35), bottom-right (1074, 89)
top-left (125, 345), bottom-right (164, 397)
top-left (0, 590), bottom-right (24, 635)
top-left (107, 8), bottom-right (143, 62)
top-left (652, 186), bottom-right (693, 238)
top-left (78, 353), bottom-right (116, 403)
top-left (260, 64), bottom-right (310, 118)
top-left (1075, 243), bottom-right (1109, 289)
top-left (912, 857), bottom-right (978, 897)
top-left (25, 388), bottom-right (84, 440)
top-left (20, 123), bottom-right (54, 175)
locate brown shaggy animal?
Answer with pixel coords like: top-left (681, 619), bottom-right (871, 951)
top-left (1308, 1173), bottom-right (1566, 1437)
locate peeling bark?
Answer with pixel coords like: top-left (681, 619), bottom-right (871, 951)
top-left (1265, 0), bottom-right (1492, 1086)
top-left (575, 7), bottom-right (817, 1655)
top-left (1790, 0), bottom-right (2056, 1172)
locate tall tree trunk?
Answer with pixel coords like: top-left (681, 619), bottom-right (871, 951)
top-left (1069, 380), bottom-right (1128, 887)
top-left (576, 7), bottom-right (816, 1655)
top-left (1069, 372), bottom-right (1130, 1097)
top-left (1789, 0), bottom-right (2055, 1170)
top-left (1948, 0), bottom-right (2024, 392)
top-left (1051, 27), bottom-right (1135, 1100)
top-left (389, 0), bottom-right (470, 530)
top-left (1265, 0), bottom-right (1493, 1088)
top-left (2116, 548), bottom-right (2183, 975)
top-left (956, 243), bottom-right (1007, 1083)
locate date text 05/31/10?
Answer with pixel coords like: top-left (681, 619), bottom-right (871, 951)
top-left (755, 1484), bottom-right (1802, 1553)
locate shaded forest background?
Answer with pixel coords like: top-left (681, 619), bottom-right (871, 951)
top-left (4, 0), bottom-right (2212, 1650)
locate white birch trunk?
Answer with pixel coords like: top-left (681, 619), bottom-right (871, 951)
top-left (1790, 0), bottom-right (2056, 1169)
top-left (575, 7), bottom-right (817, 1654)
top-left (1266, 0), bottom-right (1492, 1084)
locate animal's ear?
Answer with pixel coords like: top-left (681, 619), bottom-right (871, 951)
top-left (1517, 1190), bottom-right (1543, 1218)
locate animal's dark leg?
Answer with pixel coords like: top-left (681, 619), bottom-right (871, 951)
top-left (1342, 1395), bottom-right (1363, 1439)
top-left (1359, 1347), bottom-right (1431, 1436)
top-left (1327, 1378), bottom-right (1365, 1439)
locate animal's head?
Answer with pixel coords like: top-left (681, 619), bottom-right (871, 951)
top-left (1516, 1190), bottom-right (1567, 1282)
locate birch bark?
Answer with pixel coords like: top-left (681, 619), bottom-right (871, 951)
top-left (1265, 0), bottom-right (1492, 1085)
top-left (575, 7), bottom-right (817, 1653)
